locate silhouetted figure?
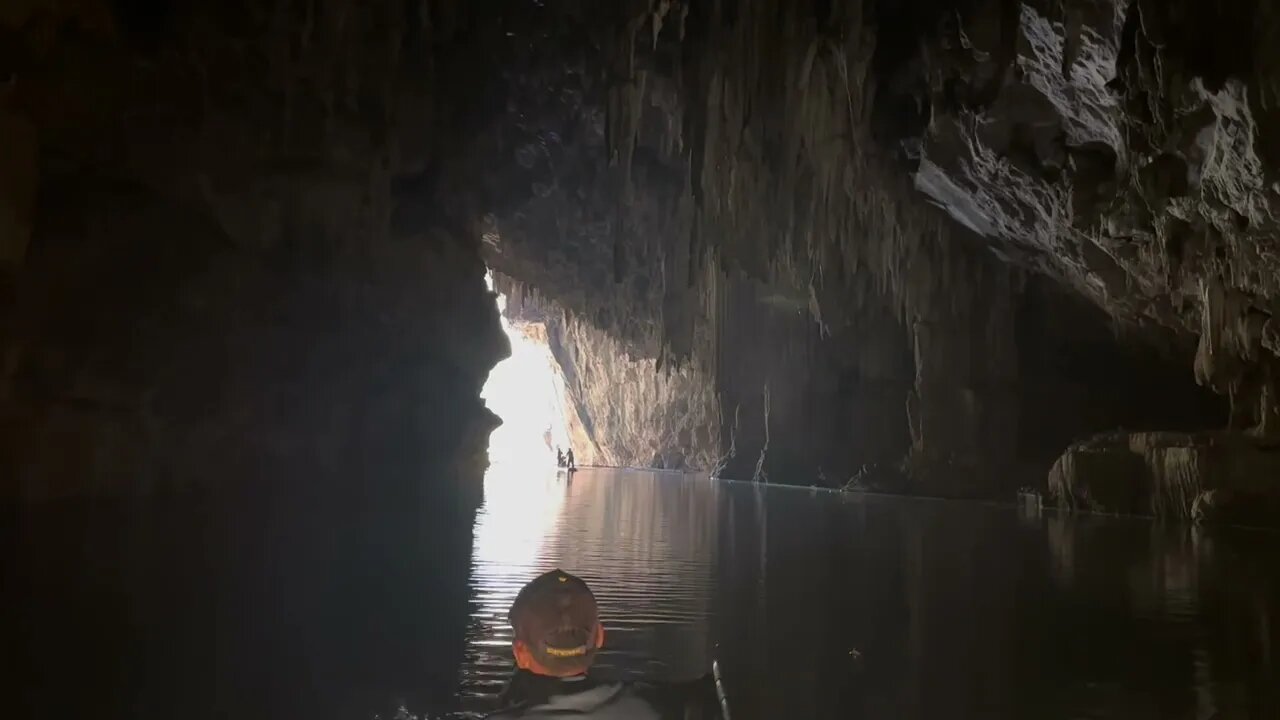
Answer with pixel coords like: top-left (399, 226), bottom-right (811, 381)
top-left (566, 448), bottom-right (576, 470)
top-left (556, 448), bottom-right (566, 467)
top-left (487, 570), bottom-right (721, 719)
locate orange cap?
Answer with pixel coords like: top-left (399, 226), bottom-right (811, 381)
top-left (508, 569), bottom-right (604, 677)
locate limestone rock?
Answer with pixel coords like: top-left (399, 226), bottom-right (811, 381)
top-left (1192, 488), bottom-right (1280, 529)
top-left (1048, 435), bottom-right (1149, 514)
top-left (482, 0), bottom-right (1231, 492)
top-left (1, 0), bottom-right (515, 501)
top-left (1049, 431), bottom-right (1280, 523)
top-left (7, 0), bottom-right (1277, 506)
top-left (497, 274), bottom-right (720, 471)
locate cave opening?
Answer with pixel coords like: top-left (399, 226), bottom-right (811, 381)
top-left (481, 273), bottom-right (573, 472)
top-left (8, 1), bottom-right (1280, 717)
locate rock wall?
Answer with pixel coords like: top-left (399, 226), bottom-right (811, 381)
top-left (0, 0), bottom-right (520, 502)
top-left (1049, 431), bottom-right (1280, 527)
top-left (3, 7), bottom-right (531, 716)
top-left (497, 274), bottom-right (719, 470)
top-left (4, 0), bottom-right (1272, 507)
top-left (548, 314), bottom-right (721, 470)
top-left (483, 0), bottom-right (1230, 496)
top-left (899, 0), bottom-right (1280, 438)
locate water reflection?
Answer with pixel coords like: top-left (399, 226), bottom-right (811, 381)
top-left (6, 484), bottom-right (481, 720)
top-left (461, 468), bottom-right (720, 700)
top-left (456, 470), bottom-right (1280, 720)
top-left (1034, 514), bottom-right (1280, 719)
top-left (471, 464), bottom-right (567, 571)
top-left (10, 470), bottom-right (1278, 719)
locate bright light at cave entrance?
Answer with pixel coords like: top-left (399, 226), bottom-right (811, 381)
top-left (481, 274), bottom-right (572, 470)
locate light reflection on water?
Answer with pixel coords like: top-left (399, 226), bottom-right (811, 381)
top-left (460, 467), bottom-right (719, 700)
top-left (11, 468), bottom-right (1279, 719)
top-left (12, 469), bottom-right (1278, 719)
top-left (452, 468), bottom-right (1280, 720)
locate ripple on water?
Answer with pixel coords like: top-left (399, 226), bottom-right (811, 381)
top-left (447, 467), bottom-right (1280, 720)
top-left (459, 468), bottom-right (721, 704)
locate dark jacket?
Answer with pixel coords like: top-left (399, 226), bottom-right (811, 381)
top-left (486, 670), bottom-right (721, 719)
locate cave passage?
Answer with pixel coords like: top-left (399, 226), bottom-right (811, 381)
top-left (481, 274), bottom-right (572, 471)
top-left (8, 0), bottom-right (1280, 718)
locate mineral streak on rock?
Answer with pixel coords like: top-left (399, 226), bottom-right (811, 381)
top-left (4, 0), bottom-right (1277, 513)
top-left (484, 0), bottom-right (1237, 498)
top-left (496, 273), bottom-right (720, 471)
top-left (1051, 431), bottom-right (1280, 527)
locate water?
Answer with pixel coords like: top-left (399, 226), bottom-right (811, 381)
top-left (7, 467), bottom-right (1280, 719)
top-left (460, 466), bottom-right (1280, 720)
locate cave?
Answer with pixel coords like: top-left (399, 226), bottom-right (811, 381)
top-left (6, 0), bottom-right (1280, 718)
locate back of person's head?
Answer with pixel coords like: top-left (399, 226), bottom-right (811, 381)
top-left (508, 569), bottom-right (604, 677)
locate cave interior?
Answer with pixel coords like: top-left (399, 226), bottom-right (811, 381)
top-left (9, 2), bottom-right (1280, 717)
top-left (4, 0), bottom-right (1280, 520)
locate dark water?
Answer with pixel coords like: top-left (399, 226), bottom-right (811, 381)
top-left (8, 467), bottom-right (1280, 719)
top-left (460, 466), bottom-right (1280, 719)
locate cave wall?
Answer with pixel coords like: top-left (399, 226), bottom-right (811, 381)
top-left (546, 313), bottom-right (720, 470)
top-left (496, 274), bottom-right (719, 470)
top-left (899, 0), bottom-right (1280, 436)
top-left (0, 0), bottom-right (518, 502)
top-left (2, 5), bottom-right (540, 715)
top-left (708, 271), bottom-right (917, 486)
top-left (483, 0), bottom-right (1233, 495)
top-left (4, 0), bottom-right (1262, 505)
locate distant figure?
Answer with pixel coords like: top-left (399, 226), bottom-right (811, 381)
top-left (487, 569), bottom-right (721, 718)
top-left (565, 448), bottom-right (576, 470)
top-left (556, 448), bottom-right (566, 468)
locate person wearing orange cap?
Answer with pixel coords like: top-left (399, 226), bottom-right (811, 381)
top-left (487, 569), bottom-right (722, 718)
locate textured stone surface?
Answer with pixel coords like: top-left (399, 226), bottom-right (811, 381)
top-left (497, 274), bottom-right (720, 470)
top-left (0, 0), bottom-right (514, 501)
top-left (904, 0), bottom-right (1280, 437)
top-left (1050, 431), bottom-right (1280, 524)
top-left (1193, 488), bottom-right (1280, 530)
top-left (483, 0), bottom-right (1229, 496)
top-left (5, 0), bottom-right (1277, 509)
top-left (550, 310), bottom-right (720, 470)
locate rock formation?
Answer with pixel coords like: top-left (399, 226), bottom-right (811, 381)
top-left (484, 0), bottom-right (1242, 500)
top-left (496, 274), bottom-right (720, 470)
top-left (1051, 431), bottom-right (1280, 526)
top-left (1, 1), bottom-right (515, 502)
top-left (4, 0), bottom-right (1279, 515)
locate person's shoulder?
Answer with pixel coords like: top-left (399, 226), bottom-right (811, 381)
top-left (631, 674), bottom-right (721, 719)
top-left (485, 671), bottom-right (721, 719)
top-left (487, 675), bottom-right (654, 718)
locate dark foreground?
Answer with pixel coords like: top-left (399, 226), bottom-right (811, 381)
top-left (8, 467), bottom-right (1280, 719)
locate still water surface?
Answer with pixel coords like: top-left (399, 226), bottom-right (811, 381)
top-left (8, 467), bottom-right (1280, 719)
top-left (459, 466), bottom-right (1280, 719)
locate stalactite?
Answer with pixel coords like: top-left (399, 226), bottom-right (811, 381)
top-left (752, 384), bottom-right (770, 484)
top-left (483, 0), bottom-right (1240, 498)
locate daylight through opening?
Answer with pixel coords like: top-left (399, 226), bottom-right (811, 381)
top-left (481, 273), bottom-right (572, 471)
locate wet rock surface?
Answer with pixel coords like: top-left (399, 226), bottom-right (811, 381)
top-left (3, 0), bottom-right (1278, 508)
top-left (1, 1), bottom-right (515, 501)
top-left (1050, 431), bottom-right (1280, 526)
top-left (904, 0), bottom-right (1280, 440)
top-left (484, 0), bottom-right (1235, 496)
top-left (1193, 488), bottom-right (1280, 530)
top-left (496, 275), bottom-right (720, 470)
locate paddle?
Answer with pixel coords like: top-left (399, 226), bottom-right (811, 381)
top-left (712, 659), bottom-right (732, 720)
